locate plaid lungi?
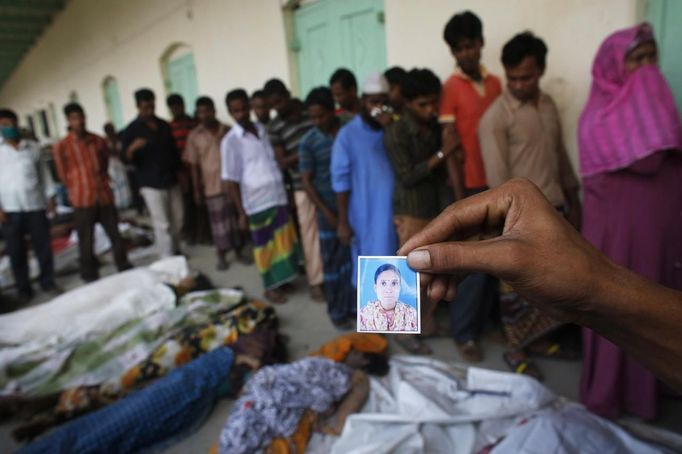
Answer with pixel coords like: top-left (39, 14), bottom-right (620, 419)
top-left (205, 193), bottom-right (246, 251)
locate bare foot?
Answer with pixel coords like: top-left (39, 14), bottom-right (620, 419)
top-left (310, 284), bottom-right (326, 302)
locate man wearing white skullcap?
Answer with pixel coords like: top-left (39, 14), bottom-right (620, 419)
top-left (330, 69), bottom-right (399, 322)
top-left (361, 73), bottom-right (390, 95)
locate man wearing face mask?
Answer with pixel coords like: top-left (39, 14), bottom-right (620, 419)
top-left (0, 109), bottom-right (60, 302)
top-left (331, 73), bottom-right (398, 303)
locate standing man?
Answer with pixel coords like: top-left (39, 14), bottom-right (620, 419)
top-left (186, 96), bottom-right (250, 270)
top-left (122, 88), bottom-right (184, 258)
top-left (478, 32), bottom-right (581, 379)
top-left (331, 73), bottom-right (398, 324)
top-left (299, 87), bottom-right (355, 329)
top-left (105, 122), bottom-right (143, 215)
top-left (438, 11), bottom-right (503, 363)
top-left (54, 103), bottom-right (132, 282)
top-left (221, 89), bottom-right (300, 304)
top-left (329, 68), bottom-right (361, 118)
top-left (102, 122), bottom-right (132, 211)
top-left (384, 66), bottom-right (407, 117)
top-left (384, 69), bottom-right (457, 347)
top-left (263, 78), bottom-right (324, 302)
top-left (0, 109), bottom-right (60, 301)
top-left (167, 93), bottom-right (208, 245)
top-left (250, 90), bottom-right (271, 125)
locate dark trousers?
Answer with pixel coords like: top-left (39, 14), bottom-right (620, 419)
top-left (449, 186), bottom-right (498, 343)
top-left (73, 203), bottom-right (131, 281)
top-left (2, 210), bottom-right (55, 295)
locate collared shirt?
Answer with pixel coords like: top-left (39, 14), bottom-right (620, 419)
top-left (331, 115), bottom-right (398, 286)
top-left (384, 111), bottom-right (452, 219)
top-left (121, 116), bottom-right (181, 189)
top-left (478, 90), bottom-right (580, 207)
top-left (267, 100), bottom-right (313, 190)
top-left (186, 122), bottom-right (230, 197)
top-left (0, 138), bottom-right (55, 212)
top-left (221, 122), bottom-right (287, 215)
top-left (298, 126), bottom-right (336, 209)
top-left (439, 65), bottom-right (502, 189)
top-left (53, 132), bottom-right (114, 208)
top-left (170, 114), bottom-right (197, 159)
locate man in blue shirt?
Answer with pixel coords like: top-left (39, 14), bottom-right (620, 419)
top-left (331, 73), bottom-right (398, 288)
top-left (300, 87), bottom-right (354, 329)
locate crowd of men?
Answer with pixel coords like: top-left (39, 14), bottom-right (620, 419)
top-left (3, 10), bottom-right (678, 423)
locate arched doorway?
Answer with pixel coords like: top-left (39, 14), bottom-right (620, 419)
top-left (160, 43), bottom-right (199, 113)
top-left (102, 76), bottom-right (124, 130)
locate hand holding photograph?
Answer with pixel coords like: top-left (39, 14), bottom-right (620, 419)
top-left (357, 256), bottom-right (420, 334)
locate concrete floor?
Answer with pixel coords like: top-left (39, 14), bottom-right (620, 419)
top-left (1, 241), bottom-right (681, 453)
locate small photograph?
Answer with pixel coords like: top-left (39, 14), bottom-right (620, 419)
top-left (357, 256), bottom-right (420, 334)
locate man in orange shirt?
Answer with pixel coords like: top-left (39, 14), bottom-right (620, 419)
top-left (439, 11), bottom-right (502, 363)
top-left (54, 103), bottom-right (132, 282)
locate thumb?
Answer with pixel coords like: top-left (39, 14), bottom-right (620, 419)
top-left (406, 239), bottom-right (514, 277)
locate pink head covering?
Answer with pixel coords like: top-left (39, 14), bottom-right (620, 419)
top-left (578, 23), bottom-right (682, 177)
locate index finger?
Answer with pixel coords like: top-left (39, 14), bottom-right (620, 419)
top-left (398, 185), bottom-right (512, 255)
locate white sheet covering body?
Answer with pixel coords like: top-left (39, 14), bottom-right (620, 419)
top-left (0, 256), bottom-right (189, 345)
top-left (306, 356), bottom-right (663, 454)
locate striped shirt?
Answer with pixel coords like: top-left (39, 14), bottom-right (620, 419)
top-left (53, 132), bottom-right (114, 208)
top-left (170, 115), bottom-right (197, 159)
top-left (266, 101), bottom-right (313, 190)
top-left (299, 126), bottom-right (336, 209)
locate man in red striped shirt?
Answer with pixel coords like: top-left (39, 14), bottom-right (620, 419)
top-left (53, 103), bottom-right (132, 282)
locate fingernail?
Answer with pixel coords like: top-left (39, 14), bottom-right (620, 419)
top-left (408, 250), bottom-right (431, 269)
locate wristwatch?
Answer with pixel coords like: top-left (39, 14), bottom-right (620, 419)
top-left (436, 150), bottom-right (445, 160)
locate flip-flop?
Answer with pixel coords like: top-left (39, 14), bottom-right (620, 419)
top-left (395, 336), bottom-right (432, 355)
top-left (503, 351), bottom-right (543, 381)
top-left (264, 290), bottom-right (287, 304)
top-left (527, 342), bottom-right (581, 361)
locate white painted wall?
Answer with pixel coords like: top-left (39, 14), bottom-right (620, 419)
top-left (384, 0), bottom-right (644, 169)
top-left (0, 0), bottom-right (290, 140)
top-left (1, 0), bottom-right (645, 170)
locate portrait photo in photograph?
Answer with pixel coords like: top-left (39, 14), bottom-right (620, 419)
top-left (357, 256), bottom-right (420, 334)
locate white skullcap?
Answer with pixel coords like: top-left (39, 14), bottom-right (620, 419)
top-left (362, 72), bottom-right (389, 95)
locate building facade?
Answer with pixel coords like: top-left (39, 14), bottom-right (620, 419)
top-left (1, 0), bottom-right (680, 171)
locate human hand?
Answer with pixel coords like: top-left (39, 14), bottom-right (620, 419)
top-left (375, 111), bottom-right (394, 128)
top-left (238, 214), bottom-right (249, 232)
top-left (337, 221), bottom-right (353, 246)
top-left (47, 199), bottom-right (57, 217)
top-left (323, 208), bottom-right (338, 228)
top-left (131, 138), bottom-right (147, 152)
top-left (0, 209), bottom-right (7, 224)
top-left (398, 178), bottom-right (613, 322)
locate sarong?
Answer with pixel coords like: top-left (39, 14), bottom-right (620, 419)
top-left (499, 281), bottom-right (561, 349)
top-left (205, 193), bottom-right (248, 252)
top-left (317, 214), bottom-right (355, 322)
top-left (249, 205), bottom-right (301, 290)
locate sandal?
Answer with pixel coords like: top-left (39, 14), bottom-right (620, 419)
top-left (503, 351), bottom-right (543, 381)
top-left (264, 290), bottom-right (287, 304)
top-left (395, 335), bottom-right (432, 355)
top-left (527, 341), bottom-right (581, 361)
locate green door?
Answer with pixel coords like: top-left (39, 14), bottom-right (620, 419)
top-left (647, 0), bottom-right (682, 111)
top-left (294, 0), bottom-right (387, 98)
top-left (103, 77), bottom-right (124, 130)
top-left (166, 52), bottom-right (199, 111)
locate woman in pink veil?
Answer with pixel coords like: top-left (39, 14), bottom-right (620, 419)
top-left (578, 22), bottom-right (682, 420)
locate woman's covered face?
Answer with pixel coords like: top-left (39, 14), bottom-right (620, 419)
top-left (374, 270), bottom-right (401, 309)
top-left (625, 41), bottom-right (658, 73)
